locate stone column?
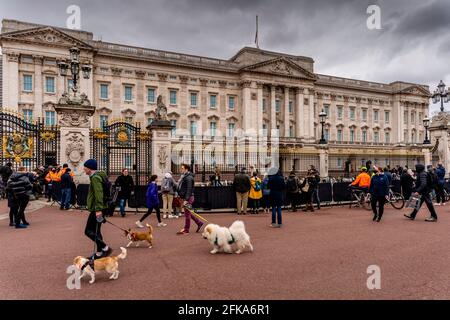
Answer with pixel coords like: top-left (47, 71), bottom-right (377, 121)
top-left (271, 85), bottom-right (277, 131)
top-left (111, 67), bottom-right (123, 120)
top-left (429, 112), bottom-right (450, 171)
top-left (135, 70), bottom-right (146, 124)
top-left (284, 86), bottom-right (290, 137)
top-left (318, 145), bottom-right (329, 178)
top-left (295, 87), bottom-right (304, 139)
top-left (241, 80), bottom-right (252, 134)
top-left (308, 89), bottom-right (315, 140)
top-left (6, 52), bottom-right (20, 110)
top-left (422, 147), bottom-right (432, 167)
top-left (54, 104), bottom-right (96, 184)
top-left (256, 82), bottom-right (264, 136)
top-left (33, 56), bottom-right (44, 118)
top-left (149, 121), bottom-right (173, 181)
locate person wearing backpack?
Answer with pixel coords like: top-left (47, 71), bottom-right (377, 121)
top-left (404, 163), bottom-right (438, 222)
top-left (161, 172), bottom-right (176, 219)
top-left (6, 167), bottom-right (33, 229)
top-left (300, 172), bottom-right (314, 213)
top-left (262, 174), bottom-right (271, 214)
top-left (114, 168), bottom-right (134, 217)
top-left (83, 159), bottom-right (112, 260)
top-left (435, 163), bottom-right (446, 206)
top-left (249, 172), bottom-right (263, 214)
top-left (286, 171), bottom-right (300, 212)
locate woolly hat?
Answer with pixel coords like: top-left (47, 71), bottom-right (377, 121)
top-left (83, 159), bottom-right (98, 171)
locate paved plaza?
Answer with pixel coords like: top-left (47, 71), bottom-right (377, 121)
top-left (1, 200), bottom-right (450, 300)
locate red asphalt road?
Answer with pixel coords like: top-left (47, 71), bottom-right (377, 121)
top-left (1, 201), bottom-right (450, 300)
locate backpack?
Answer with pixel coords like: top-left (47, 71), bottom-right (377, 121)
top-left (426, 171), bottom-right (437, 189)
top-left (287, 177), bottom-right (298, 193)
top-left (99, 173), bottom-right (112, 205)
top-left (254, 179), bottom-right (262, 192)
top-left (162, 178), bottom-right (172, 193)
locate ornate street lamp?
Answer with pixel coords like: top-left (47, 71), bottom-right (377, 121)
top-left (432, 80), bottom-right (450, 112)
top-left (423, 116), bottom-right (431, 144)
top-left (319, 109), bottom-right (327, 144)
top-left (58, 46), bottom-right (91, 98)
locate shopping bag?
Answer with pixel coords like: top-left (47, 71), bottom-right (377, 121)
top-left (406, 195), bottom-right (421, 211)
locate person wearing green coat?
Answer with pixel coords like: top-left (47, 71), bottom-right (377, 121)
top-left (83, 159), bottom-right (112, 260)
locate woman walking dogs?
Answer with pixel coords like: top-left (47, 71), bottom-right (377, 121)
top-left (176, 164), bottom-right (204, 235)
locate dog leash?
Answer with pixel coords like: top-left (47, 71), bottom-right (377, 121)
top-left (104, 219), bottom-right (129, 233)
top-left (183, 204), bottom-right (209, 223)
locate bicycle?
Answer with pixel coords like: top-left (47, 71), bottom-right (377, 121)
top-left (386, 188), bottom-right (405, 209)
top-left (349, 186), bottom-right (372, 211)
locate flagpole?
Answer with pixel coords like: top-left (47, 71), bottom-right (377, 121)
top-left (255, 15), bottom-right (259, 49)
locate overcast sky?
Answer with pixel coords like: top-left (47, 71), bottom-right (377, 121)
top-left (1, 0), bottom-right (449, 114)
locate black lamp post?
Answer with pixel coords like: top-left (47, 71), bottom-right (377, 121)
top-left (432, 80), bottom-right (450, 112)
top-left (319, 109), bottom-right (327, 144)
top-left (423, 116), bottom-right (431, 144)
top-left (58, 47), bottom-right (91, 96)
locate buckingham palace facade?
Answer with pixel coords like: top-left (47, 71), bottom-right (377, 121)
top-left (0, 19), bottom-right (430, 178)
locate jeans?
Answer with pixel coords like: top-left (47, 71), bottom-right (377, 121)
top-left (10, 196), bottom-right (29, 226)
top-left (410, 193), bottom-right (438, 219)
top-left (140, 206), bottom-right (161, 223)
top-left (60, 188), bottom-right (71, 209)
top-left (184, 196), bottom-right (202, 231)
top-left (85, 211), bottom-right (107, 253)
top-left (311, 188), bottom-right (320, 209)
top-left (272, 206), bottom-right (282, 225)
top-left (371, 195), bottom-right (386, 220)
top-left (119, 198), bottom-right (127, 216)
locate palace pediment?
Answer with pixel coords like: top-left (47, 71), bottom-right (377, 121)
top-left (0, 26), bottom-right (94, 51)
top-left (240, 57), bottom-right (316, 80)
top-left (396, 85), bottom-right (430, 97)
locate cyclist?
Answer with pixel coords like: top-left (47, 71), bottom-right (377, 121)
top-left (349, 166), bottom-right (371, 193)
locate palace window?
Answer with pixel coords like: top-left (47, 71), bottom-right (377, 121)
top-left (147, 88), bottom-right (155, 103)
top-left (210, 94), bottom-right (217, 109)
top-left (170, 120), bottom-right (177, 137)
top-left (275, 100), bottom-right (281, 113)
top-left (411, 112), bottom-right (415, 125)
top-left (362, 130), bottom-right (367, 143)
top-left (374, 110), bottom-right (379, 122)
top-left (210, 122), bottom-right (217, 137)
top-left (45, 77), bottom-right (55, 93)
top-left (67, 79), bottom-right (74, 92)
top-left (385, 111), bottom-right (390, 124)
top-left (100, 115), bottom-right (108, 128)
top-left (350, 108), bottom-right (355, 120)
top-left (350, 129), bottom-right (355, 142)
top-left (411, 132), bottom-right (416, 143)
top-left (337, 158), bottom-right (343, 169)
top-left (337, 129), bottom-right (343, 142)
top-left (262, 98), bottom-right (267, 112)
top-left (190, 92), bottom-right (198, 107)
top-left (170, 90), bottom-right (177, 105)
top-left (385, 132), bottom-right (390, 143)
top-left (125, 117), bottom-right (133, 123)
top-left (228, 96), bottom-right (235, 110)
top-left (124, 86), bottom-right (133, 101)
top-left (324, 128), bottom-right (330, 141)
top-left (100, 84), bottom-right (109, 99)
top-left (45, 111), bottom-right (56, 126)
top-left (323, 104), bottom-right (330, 117)
top-left (262, 123), bottom-right (267, 136)
top-left (147, 118), bottom-right (153, 126)
top-left (374, 131), bottom-right (379, 143)
top-left (228, 123), bottom-right (235, 138)
top-left (289, 126), bottom-right (294, 137)
top-left (337, 106), bottom-right (343, 120)
top-left (23, 109), bottom-right (33, 123)
top-left (404, 111), bottom-right (408, 125)
top-left (362, 109), bottom-right (367, 121)
top-left (23, 75), bottom-right (33, 92)
top-left (289, 101), bottom-right (293, 114)
top-left (190, 121), bottom-right (197, 136)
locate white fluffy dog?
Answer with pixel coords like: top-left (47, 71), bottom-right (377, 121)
top-left (202, 220), bottom-right (253, 254)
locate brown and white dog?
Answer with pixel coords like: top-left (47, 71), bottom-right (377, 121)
top-left (73, 247), bottom-right (127, 284)
top-left (125, 224), bottom-right (153, 248)
top-left (202, 220), bottom-right (253, 254)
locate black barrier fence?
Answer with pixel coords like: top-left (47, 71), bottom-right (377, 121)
top-left (50, 179), bottom-right (437, 211)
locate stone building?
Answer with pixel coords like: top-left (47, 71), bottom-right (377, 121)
top-left (0, 19), bottom-right (430, 178)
